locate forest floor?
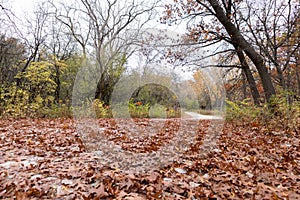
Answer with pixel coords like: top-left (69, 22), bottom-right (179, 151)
top-left (0, 117), bottom-right (299, 199)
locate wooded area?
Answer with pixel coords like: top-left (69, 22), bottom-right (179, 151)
top-left (0, 0), bottom-right (299, 114)
top-left (0, 0), bottom-right (299, 199)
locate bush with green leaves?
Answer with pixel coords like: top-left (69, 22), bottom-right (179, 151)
top-left (1, 62), bottom-right (56, 117)
top-left (0, 55), bottom-right (86, 118)
top-left (128, 99), bottom-right (151, 118)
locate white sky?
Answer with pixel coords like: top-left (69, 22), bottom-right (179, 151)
top-left (11, 0), bottom-right (36, 14)
top-left (8, 0), bottom-right (199, 81)
top-left (10, 0), bottom-right (186, 33)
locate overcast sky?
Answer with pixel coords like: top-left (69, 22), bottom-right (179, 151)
top-left (7, 0), bottom-right (200, 80)
top-left (11, 0), bottom-right (36, 13)
top-left (10, 0), bottom-right (186, 33)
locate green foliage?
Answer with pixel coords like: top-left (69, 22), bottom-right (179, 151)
top-left (1, 61), bottom-right (63, 118)
top-left (60, 55), bottom-right (86, 102)
top-left (181, 97), bottom-right (198, 110)
top-left (72, 99), bottom-right (112, 118)
top-left (149, 104), bottom-right (168, 118)
top-left (1, 85), bottom-right (30, 118)
top-left (226, 93), bottom-right (300, 133)
top-left (42, 104), bottom-right (72, 118)
top-left (166, 107), bottom-right (181, 118)
top-left (128, 99), bottom-right (151, 118)
top-left (0, 85), bottom-right (72, 118)
top-left (129, 83), bottom-right (181, 118)
top-left (127, 99), bottom-right (181, 118)
top-left (93, 99), bottom-right (112, 118)
top-left (19, 61), bottom-right (57, 98)
top-left (269, 92), bottom-right (300, 131)
top-left (226, 99), bottom-right (265, 122)
top-left (0, 55), bottom-right (85, 118)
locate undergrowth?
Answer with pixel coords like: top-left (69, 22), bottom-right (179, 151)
top-left (2, 89), bottom-right (299, 134)
top-left (226, 94), bottom-right (300, 134)
top-left (0, 98), bottom-right (179, 119)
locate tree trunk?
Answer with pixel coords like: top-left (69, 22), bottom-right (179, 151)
top-left (204, 92), bottom-right (212, 110)
top-left (94, 77), bottom-right (113, 117)
top-left (275, 63), bottom-right (286, 90)
top-left (54, 64), bottom-right (60, 104)
top-left (95, 78), bottom-right (112, 107)
top-left (234, 45), bottom-right (261, 105)
top-left (207, 0), bottom-right (276, 102)
top-left (296, 49), bottom-right (300, 96)
top-left (241, 70), bottom-right (247, 100)
top-left (94, 74), bottom-right (117, 107)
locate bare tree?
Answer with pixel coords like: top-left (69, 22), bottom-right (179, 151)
top-left (54, 0), bottom-right (158, 106)
top-left (242, 0), bottom-right (300, 93)
top-left (43, 4), bottom-right (78, 103)
top-left (162, 0), bottom-right (277, 103)
top-left (159, 1), bottom-right (262, 104)
top-left (0, 1), bottom-right (21, 36)
top-left (0, 35), bottom-right (26, 85)
top-left (196, 0), bottom-right (277, 102)
top-left (8, 5), bottom-right (50, 90)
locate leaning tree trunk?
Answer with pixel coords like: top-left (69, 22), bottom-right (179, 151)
top-left (241, 71), bottom-right (247, 100)
top-left (207, 0), bottom-right (276, 103)
top-left (234, 45), bottom-right (261, 105)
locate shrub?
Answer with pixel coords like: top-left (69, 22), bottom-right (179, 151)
top-left (93, 99), bottom-right (112, 118)
top-left (128, 99), bottom-right (150, 118)
top-left (226, 93), bottom-right (300, 134)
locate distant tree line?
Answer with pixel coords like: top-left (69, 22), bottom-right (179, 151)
top-left (0, 0), bottom-right (299, 117)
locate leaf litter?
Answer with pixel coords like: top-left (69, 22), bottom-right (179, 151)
top-left (0, 118), bottom-right (299, 199)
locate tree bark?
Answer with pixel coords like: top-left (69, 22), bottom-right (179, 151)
top-left (94, 75), bottom-right (114, 117)
top-left (206, 0), bottom-right (276, 102)
top-left (94, 72), bottom-right (121, 107)
top-left (241, 70), bottom-right (247, 100)
top-left (234, 45), bottom-right (261, 105)
top-left (54, 64), bottom-right (60, 104)
top-left (296, 51), bottom-right (300, 96)
top-left (95, 77), bottom-right (113, 107)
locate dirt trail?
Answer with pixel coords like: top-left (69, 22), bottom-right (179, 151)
top-left (184, 111), bottom-right (223, 120)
